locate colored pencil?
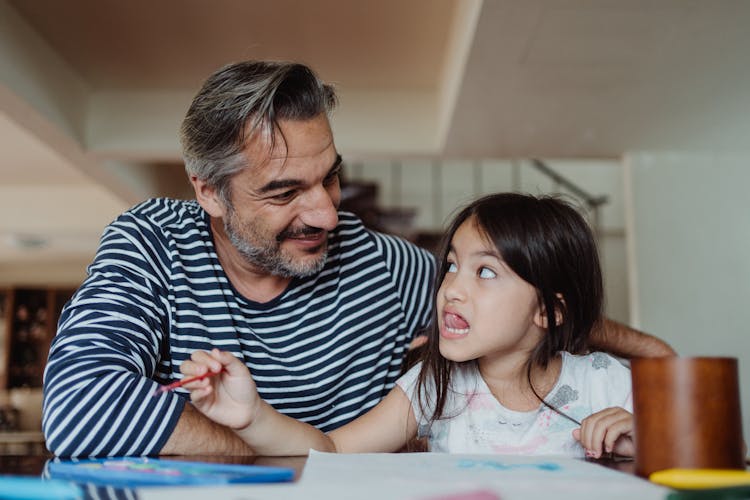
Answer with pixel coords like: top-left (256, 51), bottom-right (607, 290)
top-left (153, 370), bottom-right (223, 396)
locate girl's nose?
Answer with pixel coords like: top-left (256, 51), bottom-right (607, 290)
top-left (442, 275), bottom-right (466, 302)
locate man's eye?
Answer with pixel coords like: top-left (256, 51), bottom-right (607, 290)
top-left (324, 169), bottom-right (341, 185)
top-left (273, 190), bottom-right (297, 202)
top-left (446, 262), bottom-right (457, 273)
top-left (478, 267), bottom-right (496, 279)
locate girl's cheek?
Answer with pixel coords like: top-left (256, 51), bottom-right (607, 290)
top-left (436, 282), bottom-right (447, 301)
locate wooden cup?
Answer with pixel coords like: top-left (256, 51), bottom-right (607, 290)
top-left (631, 357), bottom-right (745, 477)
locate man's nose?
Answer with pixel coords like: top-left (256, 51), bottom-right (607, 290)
top-left (300, 185), bottom-right (339, 231)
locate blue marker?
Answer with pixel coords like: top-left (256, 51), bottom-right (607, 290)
top-left (0, 476), bottom-right (82, 500)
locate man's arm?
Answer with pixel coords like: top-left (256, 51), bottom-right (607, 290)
top-left (43, 213), bottom-right (239, 457)
top-left (590, 318), bottom-right (676, 358)
top-left (159, 403), bottom-right (255, 455)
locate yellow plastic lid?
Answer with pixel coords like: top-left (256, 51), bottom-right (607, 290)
top-left (650, 468), bottom-right (750, 489)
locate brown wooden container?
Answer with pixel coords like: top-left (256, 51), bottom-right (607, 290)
top-left (631, 357), bottom-right (745, 477)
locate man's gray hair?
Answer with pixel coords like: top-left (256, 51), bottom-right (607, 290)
top-left (180, 61), bottom-right (337, 204)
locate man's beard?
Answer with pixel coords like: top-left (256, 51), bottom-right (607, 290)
top-left (223, 209), bottom-right (328, 279)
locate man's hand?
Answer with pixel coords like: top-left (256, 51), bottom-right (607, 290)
top-left (573, 407), bottom-right (635, 458)
top-left (180, 349), bottom-right (261, 430)
top-left (590, 319), bottom-right (676, 358)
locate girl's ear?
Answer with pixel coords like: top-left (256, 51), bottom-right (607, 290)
top-left (190, 175), bottom-right (226, 218)
top-left (533, 294), bottom-right (565, 329)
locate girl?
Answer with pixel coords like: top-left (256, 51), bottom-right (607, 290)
top-left (181, 193), bottom-right (634, 458)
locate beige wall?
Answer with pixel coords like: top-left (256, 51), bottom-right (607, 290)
top-left (625, 152), bottom-right (750, 447)
top-left (351, 158), bottom-right (631, 323)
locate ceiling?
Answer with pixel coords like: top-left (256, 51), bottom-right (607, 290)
top-left (1, 0), bottom-right (750, 283)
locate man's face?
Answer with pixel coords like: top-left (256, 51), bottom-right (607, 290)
top-left (222, 113), bottom-right (341, 278)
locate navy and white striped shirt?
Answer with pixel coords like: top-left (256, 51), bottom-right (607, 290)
top-left (42, 198), bottom-right (435, 457)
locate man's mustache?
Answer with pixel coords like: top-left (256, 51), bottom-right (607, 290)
top-left (277, 225), bottom-right (325, 242)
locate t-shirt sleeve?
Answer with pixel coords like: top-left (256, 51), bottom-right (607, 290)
top-left (395, 361), bottom-right (428, 428)
top-left (585, 352), bottom-right (633, 413)
top-left (367, 230), bottom-right (436, 341)
top-left (42, 211), bottom-right (182, 457)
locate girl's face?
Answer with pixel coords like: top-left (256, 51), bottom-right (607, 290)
top-left (437, 217), bottom-right (546, 365)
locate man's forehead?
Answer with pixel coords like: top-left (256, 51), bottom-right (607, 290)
top-left (242, 140), bottom-right (336, 181)
top-left (243, 115), bottom-right (333, 162)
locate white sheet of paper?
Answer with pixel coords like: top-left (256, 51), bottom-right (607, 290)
top-left (138, 451), bottom-right (670, 500)
top-left (299, 451), bottom-right (669, 499)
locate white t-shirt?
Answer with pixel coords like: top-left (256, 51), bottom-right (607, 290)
top-left (396, 352), bottom-right (632, 456)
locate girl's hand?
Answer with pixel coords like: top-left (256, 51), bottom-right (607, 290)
top-left (573, 407), bottom-right (635, 458)
top-left (180, 349), bottom-right (260, 430)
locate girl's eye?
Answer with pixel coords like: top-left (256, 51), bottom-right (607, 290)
top-left (478, 267), bottom-right (496, 279)
top-left (446, 262), bottom-right (457, 273)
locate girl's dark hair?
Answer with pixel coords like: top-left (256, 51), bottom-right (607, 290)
top-left (415, 192), bottom-right (604, 423)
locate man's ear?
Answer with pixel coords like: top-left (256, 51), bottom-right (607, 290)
top-left (533, 294), bottom-right (565, 329)
top-left (190, 175), bottom-right (226, 218)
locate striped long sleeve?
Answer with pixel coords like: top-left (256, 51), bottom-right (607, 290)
top-left (42, 199), bottom-right (435, 457)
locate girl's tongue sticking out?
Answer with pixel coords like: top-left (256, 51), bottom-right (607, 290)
top-left (444, 312), bottom-right (470, 335)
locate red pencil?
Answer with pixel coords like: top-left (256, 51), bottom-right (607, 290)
top-left (152, 370), bottom-right (223, 396)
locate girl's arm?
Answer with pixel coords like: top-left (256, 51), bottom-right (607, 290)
top-left (181, 349), bottom-right (417, 455)
top-left (573, 407), bottom-right (635, 459)
top-left (328, 385), bottom-right (418, 453)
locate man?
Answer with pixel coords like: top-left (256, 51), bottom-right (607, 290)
top-left (42, 61), bottom-right (673, 458)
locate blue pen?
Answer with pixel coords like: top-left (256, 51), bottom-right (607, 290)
top-left (0, 476), bottom-right (82, 500)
